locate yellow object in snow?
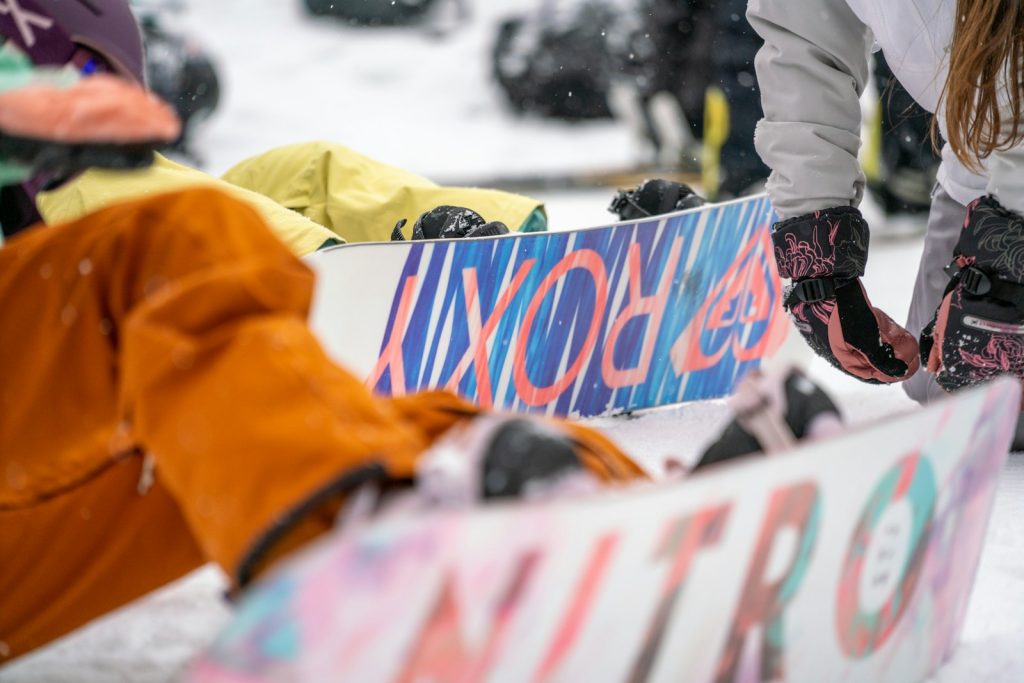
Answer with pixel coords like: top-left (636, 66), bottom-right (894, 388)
top-left (701, 86), bottom-right (730, 201)
top-left (35, 141), bottom-right (547, 257)
top-left (861, 97), bottom-right (883, 183)
top-left (221, 141), bottom-right (546, 244)
top-left (36, 154), bottom-right (338, 256)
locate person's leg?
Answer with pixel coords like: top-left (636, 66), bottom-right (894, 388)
top-left (117, 190), bottom-right (642, 585)
top-left (1, 187), bottom-right (642, 660)
top-left (0, 187), bottom-right (434, 660)
top-left (83, 188), bottom-right (442, 577)
top-left (902, 185), bottom-right (966, 403)
top-left (0, 194), bottom-right (211, 659)
top-left (0, 460), bottom-right (205, 660)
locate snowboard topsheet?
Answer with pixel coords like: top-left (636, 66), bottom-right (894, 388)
top-left (306, 194), bottom-right (788, 418)
top-left (190, 378), bottom-right (1019, 683)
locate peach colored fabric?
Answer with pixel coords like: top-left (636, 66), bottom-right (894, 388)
top-left (0, 188), bottom-right (642, 662)
top-left (826, 281), bottom-right (921, 383)
top-left (0, 75), bottom-right (179, 143)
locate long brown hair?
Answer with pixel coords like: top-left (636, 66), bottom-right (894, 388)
top-left (942, 0), bottom-right (1024, 171)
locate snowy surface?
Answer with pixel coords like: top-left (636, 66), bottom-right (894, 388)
top-left (172, 0), bottom-right (637, 182)
top-left (3, 1), bottom-right (1023, 681)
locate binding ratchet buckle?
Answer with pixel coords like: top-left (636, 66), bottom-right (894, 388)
top-left (945, 262), bottom-right (1024, 314)
top-left (960, 266), bottom-right (993, 296)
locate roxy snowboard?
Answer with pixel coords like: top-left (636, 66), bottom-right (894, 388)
top-left (306, 193), bottom-right (788, 418)
top-left (191, 378), bottom-right (1019, 683)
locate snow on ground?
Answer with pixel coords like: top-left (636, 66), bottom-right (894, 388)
top-left (174, 0), bottom-right (637, 181)
top-left (3, 1), bottom-right (1023, 681)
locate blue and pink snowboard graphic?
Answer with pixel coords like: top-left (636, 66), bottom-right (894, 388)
top-left (367, 195), bottom-right (787, 417)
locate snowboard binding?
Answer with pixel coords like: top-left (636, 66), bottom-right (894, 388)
top-left (609, 178), bottom-right (706, 221)
top-left (391, 205), bottom-right (511, 241)
top-left (693, 367), bottom-right (843, 472)
top-left (606, 178), bottom-right (704, 220)
top-left (415, 417), bottom-right (592, 507)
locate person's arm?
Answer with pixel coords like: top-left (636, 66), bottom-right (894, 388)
top-left (745, 0), bottom-right (919, 386)
top-left (747, 0), bottom-right (873, 219)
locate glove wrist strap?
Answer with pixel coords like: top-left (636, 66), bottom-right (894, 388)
top-left (783, 277), bottom-right (857, 307)
top-left (945, 262), bottom-right (1024, 315)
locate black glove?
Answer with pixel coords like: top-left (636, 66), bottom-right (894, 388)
top-left (773, 207), bottom-right (919, 384)
top-left (921, 196), bottom-right (1024, 391)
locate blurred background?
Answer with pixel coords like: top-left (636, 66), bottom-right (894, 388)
top-left (137, 0), bottom-right (939, 232)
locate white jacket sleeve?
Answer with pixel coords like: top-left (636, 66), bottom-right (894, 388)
top-left (747, 0), bottom-right (874, 220)
top-left (989, 146), bottom-right (1024, 216)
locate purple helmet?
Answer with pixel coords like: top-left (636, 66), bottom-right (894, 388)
top-left (0, 0), bottom-right (146, 84)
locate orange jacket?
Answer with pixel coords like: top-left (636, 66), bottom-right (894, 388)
top-left (0, 187), bottom-right (641, 662)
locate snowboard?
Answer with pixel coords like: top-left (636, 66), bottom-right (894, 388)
top-left (190, 378), bottom-right (1019, 683)
top-left (306, 193), bottom-right (788, 418)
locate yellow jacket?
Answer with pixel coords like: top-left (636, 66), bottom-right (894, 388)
top-left (36, 141), bottom-right (546, 256)
top-left (221, 141), bottom-right (546, 244)
top-left (36, 154), bottom-right (338, 256)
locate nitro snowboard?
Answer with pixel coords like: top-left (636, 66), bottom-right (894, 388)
top-left (307, 193), bottom-right (788, 418)
top-left (190, 378), bottom-right (1019, 683)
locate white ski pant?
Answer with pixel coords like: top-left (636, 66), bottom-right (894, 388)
top-left (902, 185), bottom-right (966, 404)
